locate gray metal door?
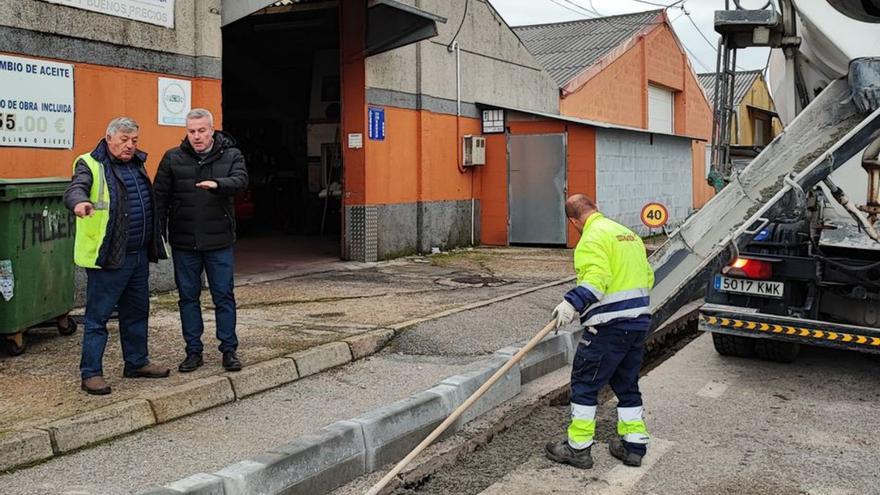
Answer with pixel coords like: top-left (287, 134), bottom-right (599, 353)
top-left (508, 133), bottom-right (567, 244)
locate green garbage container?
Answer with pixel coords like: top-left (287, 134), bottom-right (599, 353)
top-left (0, 178), bottom-right (78, 356)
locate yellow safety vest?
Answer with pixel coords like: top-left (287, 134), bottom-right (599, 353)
top-left (72, 153), bottom-right (111, 269)
top-left (566, 213), bottom-right (654, 327)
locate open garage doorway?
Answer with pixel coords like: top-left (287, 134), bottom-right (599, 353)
top-left (222, 2), bottom-right (343, 277)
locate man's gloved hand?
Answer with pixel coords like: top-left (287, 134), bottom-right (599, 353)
top-left (551, 300), bottom-right (578, 329)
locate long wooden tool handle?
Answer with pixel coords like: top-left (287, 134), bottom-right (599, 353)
top-left (364, 320), bottom-right (558, 495)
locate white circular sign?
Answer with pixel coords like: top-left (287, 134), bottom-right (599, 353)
top-left (162, 82), bottom-right (187, 116)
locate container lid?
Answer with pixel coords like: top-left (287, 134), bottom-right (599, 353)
top-left (0, 178), bottom-right (71, 201)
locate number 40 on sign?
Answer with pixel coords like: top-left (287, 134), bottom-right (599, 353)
top-left (640, 202), bottom-right (669, 229)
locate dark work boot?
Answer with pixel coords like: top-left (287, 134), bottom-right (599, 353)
top-left (124, 363), bottom-right (170, 379)
top-left (81, 376), bottom-right (111, 396)
top-left (544, 439), bottom-right (593, 469)
top-left (609, 437), bottom-right (643, 467)
top-left (178, 353), bottom-right (203, 373)
top-left (222, 351), bottom-right (242, 372)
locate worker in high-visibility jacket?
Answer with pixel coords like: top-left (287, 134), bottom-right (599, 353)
top-left (545, 194), bottom-right (654, 469)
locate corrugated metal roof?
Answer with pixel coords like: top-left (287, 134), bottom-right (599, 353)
top-left (512, 10), bottom-right (663, 87)
top-left (697, 70), bottom-right (762, 107)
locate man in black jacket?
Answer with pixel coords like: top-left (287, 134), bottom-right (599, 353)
top-left (64, 117), bottom-right (170, 395)
top-left (154, 108), bottom-right (248, 372)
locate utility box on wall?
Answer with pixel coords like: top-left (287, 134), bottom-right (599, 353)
top-left (463, 135), bottom-right (486, 166)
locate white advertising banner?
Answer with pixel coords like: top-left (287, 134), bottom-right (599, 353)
top-left (0, 54), bottom-right (75, 150)
top-left (41, 0), bottom-right (175, 28)
top-left (158, 77), bottom-right (191, 127)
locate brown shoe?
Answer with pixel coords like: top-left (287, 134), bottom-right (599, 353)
top-left (123, 363), bottom-right (170, 379)
top-left (81, 376), bottom-right (111, 395)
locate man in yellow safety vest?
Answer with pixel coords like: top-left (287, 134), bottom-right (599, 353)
top-left (63, 117), bottom-right (169, 395)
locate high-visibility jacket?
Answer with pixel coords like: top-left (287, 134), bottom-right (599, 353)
top-left (564, 213), bottom-right (654, 330)
top-left (72, 153), bottom-right (112, 269)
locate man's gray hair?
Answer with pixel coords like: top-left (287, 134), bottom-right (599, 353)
top-left (106, 117), bottom-right (139, 136)
top-left (186, 108), bottom-right (214, 125)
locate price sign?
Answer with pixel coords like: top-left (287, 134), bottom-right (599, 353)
top-left (640, 202), bottom-right (669, 229)
top-left (0, 54), bottom-right (74, 149)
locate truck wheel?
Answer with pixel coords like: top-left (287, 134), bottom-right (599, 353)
top-left (754, 340), bottom-right (800, 363)
top-left (711, 333), bottom-right (756, 357)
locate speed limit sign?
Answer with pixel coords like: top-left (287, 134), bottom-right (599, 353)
top-left (640, 202), bottom-right (669, 229)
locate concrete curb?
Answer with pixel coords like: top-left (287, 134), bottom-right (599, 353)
top-left (344, 329), bottom-right (395, 360)
top-left (147, 376), bottom-right (236, 424)
top-left (287, 342), bottom-right (353, 378)
top-left (0, 429), bottom-right (54, 472)
top-left (226, 358), bottom-right (299, 399)
top-left (354, 389), bottom-right (455, 472)
top-left (145, 323), bottom-right (583, 494)
top-left (0, 334), bottom-right (381, 472)
top-left (44, 399), bottom-right (156, 453)
top-left (216, 420), bottom-right (365, 495)
top-left (495, 327), bottom-right (583, 384)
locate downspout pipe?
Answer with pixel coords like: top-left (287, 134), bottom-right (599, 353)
top-left (448, 39), bottom-right (475, 246)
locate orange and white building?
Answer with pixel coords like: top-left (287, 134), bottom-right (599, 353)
top-left (1, 1), bottom-right (712, 271)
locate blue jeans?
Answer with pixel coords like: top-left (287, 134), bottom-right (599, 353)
top-left (172, 246), bottom-right (238, 355)
top-left (81, 249), bottom-right (151, 379)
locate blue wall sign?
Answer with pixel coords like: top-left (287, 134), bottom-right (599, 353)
top-left (368, 107), bottom-right (385, 141)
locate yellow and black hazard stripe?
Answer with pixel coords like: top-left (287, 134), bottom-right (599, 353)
top-left (700, 315), bottom-right (880, 347)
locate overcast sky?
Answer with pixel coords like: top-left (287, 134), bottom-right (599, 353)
top-left (489, 0), bottom-right (771, 73)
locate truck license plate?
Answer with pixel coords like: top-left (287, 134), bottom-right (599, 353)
top-left (714, 276), bottom-right (784, 299)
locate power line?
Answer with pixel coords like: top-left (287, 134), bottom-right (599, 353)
top-left (681, 6), bottom-right (749, 71)
top-left (560, 0), bottom-right (600, 17)
top-left (629, 0), bottom-right (674, 6)
top-left (681, 41), bottom-right (713, 72)
top-left (561, 0), bottom-right (600, 16)
top-left (541, 0), bottom-right (669, 28)
top-left (547, 0), bottom-right (595, 19)
top-left (665, 5), bottom-right (714, 70)
top-left (543, 0), bottom-right (717, 73)
top-left (448, 0), bottom-right (469, 46)
top-left (683, 9), bottom-right (717, 52)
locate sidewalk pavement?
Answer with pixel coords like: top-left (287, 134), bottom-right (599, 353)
top-left (0, 247), bottom-right (573, 472)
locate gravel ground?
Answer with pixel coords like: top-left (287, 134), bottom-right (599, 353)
top-left (393, 286), bottom-right (573, 356)
top-left (0, 248), bottom-right (571, 433)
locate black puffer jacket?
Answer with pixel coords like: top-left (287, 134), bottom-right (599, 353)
top-left (153, 131), bottom-right (248, 251)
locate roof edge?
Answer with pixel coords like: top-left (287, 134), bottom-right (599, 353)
top-left (559, 10), bottom-right (664, 96)
top-left (511, 8), bottom-right (663, 29)
top-left (698, 69), bottom-right (764, 77)
top-left (476, 101), bottom-right (707, 141)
